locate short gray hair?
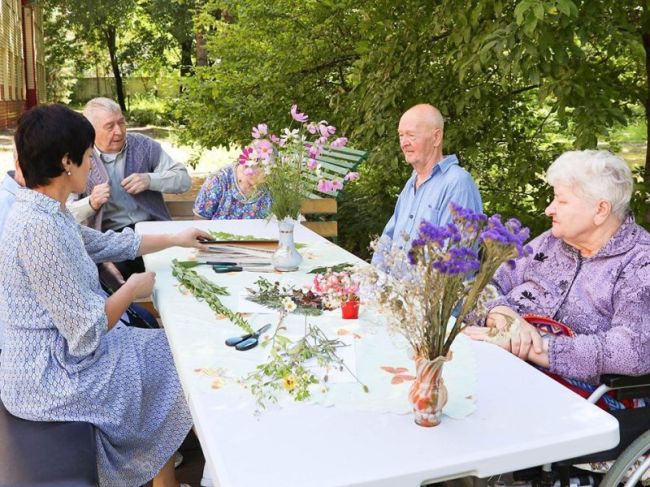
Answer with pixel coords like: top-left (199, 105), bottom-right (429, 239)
top-left (546, 150), bottom-right (633, 220)
top-left (83, 97), bottom-right (122, 125)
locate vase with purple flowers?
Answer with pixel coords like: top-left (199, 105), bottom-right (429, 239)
top-left (359, 203), bottom-right (533, 426)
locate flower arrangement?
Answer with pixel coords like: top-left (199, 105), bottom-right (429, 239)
top-left (360, 204), bottom-right (531, 425)
top-left (363, 203), bottom-right (532, 361)
top-left (246, 276), bottom-right (326, 315)
top-left (311, 270), bottom-right (360, 309)
top-left (238, 105), bottom-right (358, 221)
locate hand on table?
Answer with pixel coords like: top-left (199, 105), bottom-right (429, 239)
top-left (464, 305), bottom-right (544, 360)
top-left (172, 228), bottom-right (213, 250)
top-left (121, 173), bottom-right (151, 194)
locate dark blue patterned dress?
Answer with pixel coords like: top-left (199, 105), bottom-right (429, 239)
top-left (193, 164), bottom-right (271, 220)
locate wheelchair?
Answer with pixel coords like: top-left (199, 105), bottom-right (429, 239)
top-left (511, 372), bottom-right (650, 487)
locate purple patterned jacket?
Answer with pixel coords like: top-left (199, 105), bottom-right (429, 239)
top-left (467, 215), bottom-right (650, 383)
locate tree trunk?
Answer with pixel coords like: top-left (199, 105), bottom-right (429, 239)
top-left (179, 39), bottom-right (193, 94)
top-left (180, 39), bottom-right (193, 77)
top-left (195, 30), bottom-right (207, 67)
top-left (104, 25), bottom-right (126, 112)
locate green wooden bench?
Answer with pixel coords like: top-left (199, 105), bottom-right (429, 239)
top-left (300, 146), bottom-right (368, 239)
top-left (165, 146), bottom-right (368, 239)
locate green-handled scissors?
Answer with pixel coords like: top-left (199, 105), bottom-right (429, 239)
top-left (212, 264), bottom-right (275, 273)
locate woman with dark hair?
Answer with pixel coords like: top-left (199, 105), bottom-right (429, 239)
top-left (0, 104), bottom-right (206, 487)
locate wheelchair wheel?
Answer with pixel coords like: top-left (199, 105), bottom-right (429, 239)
top-left (601, 429), bottom-right (650, 487)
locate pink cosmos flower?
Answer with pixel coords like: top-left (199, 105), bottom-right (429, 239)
top-left (330, 137), bottom-right (348, 148)
top-left (251, 123), bottom-right (268, 139)
top-left (290, 104), bottom-right (308, 123)
top-left (308, 144), bottom-right (322, 159)
top-left (270, 134), bottom-right (280, 144)
top-left (317, 180), bottom-right (334, 192)
top-left (344, 171), bottom-right (360, 181)
top-left (238, 146), bottom-right (254, 165)
top-left (331, 180), bottom-right (343, 191)
top-left (306, 123), bottom-right (317, 134)
top-left (254, 139), bottom-right (274, 160)
top-left (319, 124), bottom-right (336, 138)
top-left (307, 158), bottom-right (318, 170)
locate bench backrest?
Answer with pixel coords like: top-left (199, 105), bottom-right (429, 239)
top-left (302, 146), bottom-right (368, 200)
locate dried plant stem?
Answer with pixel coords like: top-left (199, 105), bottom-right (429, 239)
top-left (171, 259), bottom-right (255, 334)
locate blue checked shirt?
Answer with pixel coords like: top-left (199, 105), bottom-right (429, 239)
top-left (371, 154), bottom-right (482, 267)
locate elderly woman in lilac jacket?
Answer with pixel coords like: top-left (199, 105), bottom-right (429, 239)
top-left (465, 150), bottom-right (650, 388)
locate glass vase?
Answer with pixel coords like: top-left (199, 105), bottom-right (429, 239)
top-left (341, 300), bottom-right (360, 319)
top-left (408, 355), bottom-right (449, 427)
top-left (271, 218), bottom-right (303, 272)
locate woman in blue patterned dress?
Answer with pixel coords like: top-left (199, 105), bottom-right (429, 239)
top-left (0, 105), bottom-right (210, 487)
top-left (193, 160), bottom-right (271, 220)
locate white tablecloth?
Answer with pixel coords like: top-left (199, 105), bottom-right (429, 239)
top-left (138, 219), bottom-right (619, 487)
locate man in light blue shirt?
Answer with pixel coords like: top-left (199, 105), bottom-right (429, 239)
top-left (371, 104), bottom-right (482, 266)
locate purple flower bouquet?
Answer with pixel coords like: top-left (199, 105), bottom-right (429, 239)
top-left (360, 204), bottom-right (531, 425)
top-left (361, 203), bottom-right (532, 361)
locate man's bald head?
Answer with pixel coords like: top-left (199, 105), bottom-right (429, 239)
top-left (400, 104), bottom-right (444, 132)
top-left (398, 104), bottom-right (445, 172)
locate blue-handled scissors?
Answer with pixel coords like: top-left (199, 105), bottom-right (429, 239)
top-left (225, 324), bottom-right (272, 351)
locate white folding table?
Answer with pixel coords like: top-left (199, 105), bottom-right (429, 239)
top-left (137, 219), bottom-right (619, 487)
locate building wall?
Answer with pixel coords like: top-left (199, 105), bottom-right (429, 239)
top-left (0, 0), bottom-right (44, 128)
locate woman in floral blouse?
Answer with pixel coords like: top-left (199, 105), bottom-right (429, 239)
top-left (193, 160), bottom-right (271, 220)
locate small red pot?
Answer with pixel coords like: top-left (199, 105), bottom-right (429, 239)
top-left (341, 300), bottom-right (360, 319)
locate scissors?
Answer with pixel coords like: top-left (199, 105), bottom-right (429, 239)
top-left (225, 323), bottom-right (272, 351)
top-left (212, 264), bottom-right (274, 273)
top-left (175, 260), bottom-right (270, 269)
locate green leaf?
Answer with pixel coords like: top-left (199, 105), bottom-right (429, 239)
top-left (514, 0), bottom-right (531, 25)
top-left (556, 0), bottom-right (575, 16)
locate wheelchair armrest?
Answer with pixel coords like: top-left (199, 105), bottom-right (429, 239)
top-left (601, 373), bottom-right (650, 389)
top-left (600, 373), bottom-right (650, 401)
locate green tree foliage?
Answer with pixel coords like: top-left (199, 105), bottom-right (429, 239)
top-left (41, 0), bottom-right (138, 110)
top-left (139, 0), bottom-right (197, 80)
top-left (40, 0), bottom-right (200, 105)
top-left (177, 0), bottom-right (650, 258)
top-left (441, 0), bottom-right (650, 224)
top-left (174, 0), bottom-right (359, 149)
